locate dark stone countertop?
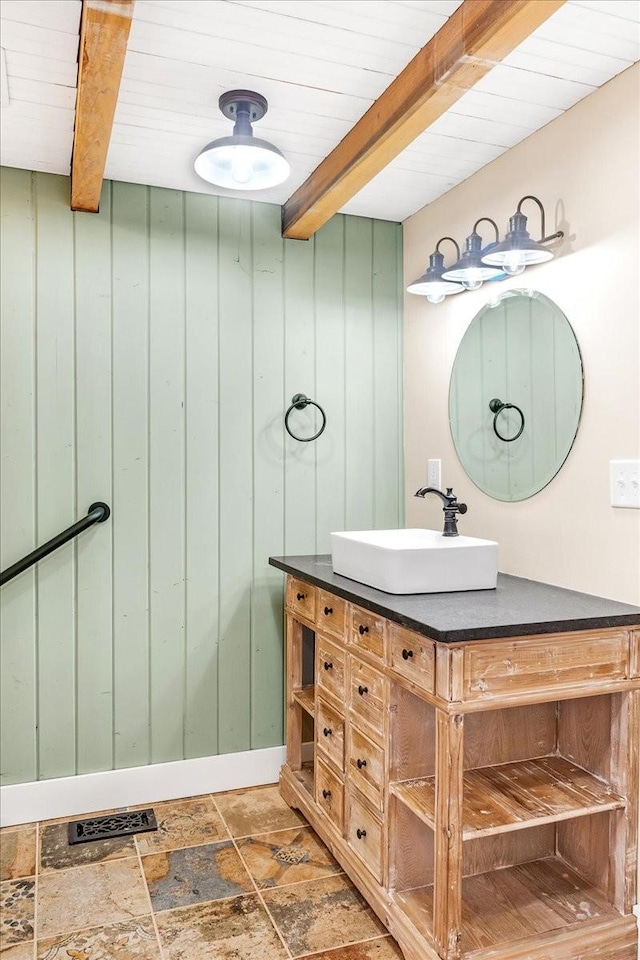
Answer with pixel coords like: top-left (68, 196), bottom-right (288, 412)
top-left (269, 554), bottom-right (640, 644)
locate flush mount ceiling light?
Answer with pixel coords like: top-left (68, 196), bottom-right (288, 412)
top-left (407, 237), bottom-right (464, 303)
top-left (441, 218), bottom-right (505, 291)
top-left (194, 90), bottom-right (290, 191)
top-left (481, 195), bottom-right (564, 277)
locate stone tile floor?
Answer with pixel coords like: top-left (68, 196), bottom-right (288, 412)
top-left (0, 784), bottom-right (403, 959)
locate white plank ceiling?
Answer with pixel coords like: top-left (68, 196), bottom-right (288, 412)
top-left (1, 0), bottom-right (638, 222)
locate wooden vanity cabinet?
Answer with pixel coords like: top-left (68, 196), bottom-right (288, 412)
top-left (280, 574), bottom-right (640, 960)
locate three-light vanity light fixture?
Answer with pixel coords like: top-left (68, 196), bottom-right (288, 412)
top-left (407, 196), bottom-right (564, 304)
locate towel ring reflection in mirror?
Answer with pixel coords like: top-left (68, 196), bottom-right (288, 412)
top-left (489, 398), bottom-right (525, 442)
top-left (285, 393), bottom-right (327, 442)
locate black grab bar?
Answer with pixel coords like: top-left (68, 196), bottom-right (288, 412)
top-left (0, 502), bottom-right (111, 586)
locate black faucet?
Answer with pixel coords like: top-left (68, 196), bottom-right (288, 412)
top-left (414, 486), bottom-right (468, 537)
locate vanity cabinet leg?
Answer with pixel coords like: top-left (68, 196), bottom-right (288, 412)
top-left (286, 615), bottom-right (303, 770)
top-left (611, 688), bottom-right (639, 913)
top-left (433, 711), bottom-right (464, 960)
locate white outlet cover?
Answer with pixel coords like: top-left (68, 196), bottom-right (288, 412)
top-left (610, 460), bottom-right (640, 509)
top-left (427, 459), bottom-right (441, 489)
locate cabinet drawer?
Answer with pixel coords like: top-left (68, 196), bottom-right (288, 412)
top-left (316, 697), bottom-right (344, 773)
top-left (286, 577), bottom-right (316, 622)
top-left (347, 726), bottom-right (385, 811)
top-left (350, 605), bottom-right (386, 661)
top-left (316, 759), bottom-right (344, 834)
top-left (390, 625), bottom-right (435, 694)
top-left (463, 631), bottom-right (629, 702)
top-left (317, 591), bottom-right (347, 639)
top-left (349, 658), bottom-right (386, 743)
top-left (347, 789), bottom-right (384, 884)
top-left (317, 636), bottom-right (346, 705)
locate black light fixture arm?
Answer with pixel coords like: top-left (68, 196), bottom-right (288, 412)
top-left (435, 236), bottom-right (461, 260)
top-left (473, 217), bottom-right (500, 242)
top-left (0, 502), bottom-right (111, 586)
top-left (516, 195), bottom-right (563, 244)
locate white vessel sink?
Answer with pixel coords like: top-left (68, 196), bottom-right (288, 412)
top-left (330, 528), bottom-right (498, 595)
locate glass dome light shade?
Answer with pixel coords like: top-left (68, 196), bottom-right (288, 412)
top-left (501, 254), bottom-right (527, 276)
top-left (481, 211), bottom-right (554, 269)
top-left (461, 276), bottom-right (484, 291)
top-left (407, 250), bottom-right (464, 298)
top-left (194, 135), bottom-right (290, 190)
top-left (442, 231), bottom-right (503, 285)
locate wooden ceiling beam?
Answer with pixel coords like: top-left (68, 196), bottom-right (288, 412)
top-left (70, 0), bottom-right (135, 213)
top-left (282, 0), bottom-right (566, 240)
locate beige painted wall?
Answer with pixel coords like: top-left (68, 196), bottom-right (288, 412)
top-left (403, 64), bottom-right (640, 605)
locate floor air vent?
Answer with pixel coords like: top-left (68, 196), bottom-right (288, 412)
top-left (68, 809), bottom-right (158, 845)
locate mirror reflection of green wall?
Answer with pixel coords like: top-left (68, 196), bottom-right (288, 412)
top-left (449, 289), bottom-right (584, 502)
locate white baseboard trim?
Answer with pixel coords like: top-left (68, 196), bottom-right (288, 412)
top-left (633, 904), bottom-right (640, 960)
top-left (0, 745), bottom-right (287, 827)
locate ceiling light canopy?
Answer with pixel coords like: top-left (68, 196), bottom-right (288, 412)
top-left (407, 238), bottom-right (465, 304)
top-left (481, 195), bottom-right (563, 276)
top-left (195, 90), bottom-right (290, 191)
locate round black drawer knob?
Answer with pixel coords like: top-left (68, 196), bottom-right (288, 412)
top-left (324, 606), bottom-right (333, 615)
top-left (356, 828), bottom-right (367, 840)
top-left (323, 727), bottom-right (332, 737)
top-left (296, 592), bottom-right (305, 601)
top-left (322, 789), bottom-right (331, 800)
top-left (357, 758), bottom-right (367, 769)
top-left (324, 661), bottom-right (333, 671)
top-left (358, 685), bottom-right (368, 696)
top-left (358, 624), bottom-right (369, 635)
top-left (402, 649), bottom-right (414, 660)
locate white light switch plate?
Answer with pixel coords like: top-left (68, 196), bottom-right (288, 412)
top-left (610, 460), bottom-right (640, 508)
top-left (427, 459), bottom-right (441, 489)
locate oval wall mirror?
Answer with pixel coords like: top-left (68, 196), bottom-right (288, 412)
top-left (449, 289), bottom-right (584, 502)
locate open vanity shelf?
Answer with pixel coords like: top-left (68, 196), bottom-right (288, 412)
top-left (392, 856), bottom-right (622, 956)
top-left (292, 685), bottom-right (315, 716)
top-left (391, 754), bottom-right (625, 839)
top-left (272, 559), bottom-right (640, 960)
top-left (386, 685), bottom-right (634, 957)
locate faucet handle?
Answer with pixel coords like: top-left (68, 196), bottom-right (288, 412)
top-left (444, 488), bottom-right (468, 513)
top-left (445, 487), bottom-right (466, 508)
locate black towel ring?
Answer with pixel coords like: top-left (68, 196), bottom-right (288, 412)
top-left (489, 398), bottom-right (525, 442)
top-left (285, 393), bottom-right (327, 442)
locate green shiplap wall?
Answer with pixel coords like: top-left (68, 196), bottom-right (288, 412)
top-left (0, 168), bottom-right (403, 786)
